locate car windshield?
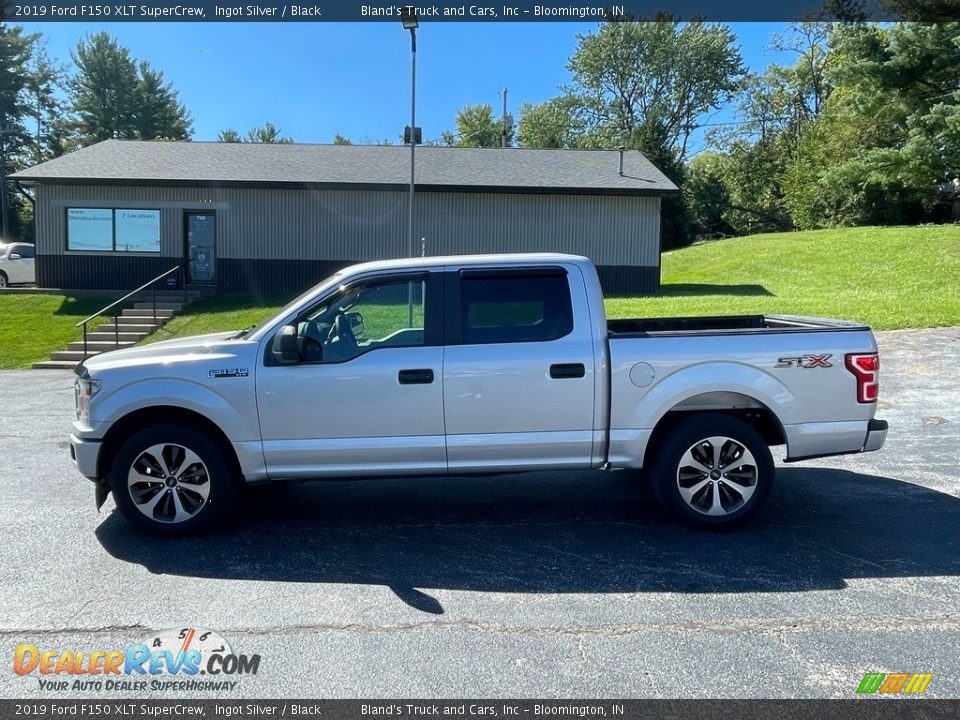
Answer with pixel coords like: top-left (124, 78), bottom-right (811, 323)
top-left (242, 270), bottom-right (348, 340)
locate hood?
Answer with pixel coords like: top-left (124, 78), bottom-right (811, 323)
top-left (81, 331), bottom-right (244, 373)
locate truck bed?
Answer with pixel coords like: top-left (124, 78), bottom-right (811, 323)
top-left (608, 314), bottom-right (869, 337)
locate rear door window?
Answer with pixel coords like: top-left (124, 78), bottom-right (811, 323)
top-left (459, 271), bottom-right (573, 344)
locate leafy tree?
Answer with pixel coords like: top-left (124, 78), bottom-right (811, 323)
top-left (785, 22), bottom-right (960, 228)
top-left (134, 61), bottom-right (191, 140)
top-left (701, 23), bottom-right (833, 235)
top-left (562, 20), bottom-right (745, 159)
top-left (333, 133), bottom-right (352, 145)
top-left (686, 152), bottom-right (734, 238)
top-left (24, 39), bottom-right (68, 163)
top-left (246, 122), bottom-right (291, 143)
top-left (516, 20), bottom-right (744, 248)
top-left (217, 123), bottom-right (293, 143)
top-left (0, 23), bottom-right (34, 132)
top-left (441, 103), bottom-right (512, 147)
top-left (69, 33), bottom-right (140, 142)
top-left (0, 22), bottom-right (37, 241)
top-left (68, 32), bottom-right (192, 144)
top-left (516, 97), bottom-right (586, 149)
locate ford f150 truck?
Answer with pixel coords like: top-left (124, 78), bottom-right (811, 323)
top-left (69, 254), bottom-right (888, 535)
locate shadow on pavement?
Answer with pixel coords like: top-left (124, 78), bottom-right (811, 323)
top-left (96, 467), bottom-right (960, 608)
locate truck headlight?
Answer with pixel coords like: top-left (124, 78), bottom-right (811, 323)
top-left (75, 376), bottom-right (101, 422)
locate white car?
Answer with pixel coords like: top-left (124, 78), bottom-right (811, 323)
top-left (0, 242), bottom-right (36, 287)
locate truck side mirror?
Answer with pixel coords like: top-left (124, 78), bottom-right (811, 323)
top-left (8, 254), bottom-right (21, 260)
top-left (272, 325), bottom-right (300, 364)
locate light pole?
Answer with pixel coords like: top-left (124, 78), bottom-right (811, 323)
top-left (401, 7), bottom-right (418, 260)
top-left (401, 8), bottom-right (419, 326)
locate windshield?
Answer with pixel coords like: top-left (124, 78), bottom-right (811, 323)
top-left (244, 270), bottom-right (347, 341)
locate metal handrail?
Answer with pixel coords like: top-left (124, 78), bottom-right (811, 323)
top-left (76, 262), bottom-right (190, 362)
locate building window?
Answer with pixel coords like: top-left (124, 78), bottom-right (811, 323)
top-left (66, 208), bottom-right (160, 253)
top-left (66, 208), bottom-right (113, 252)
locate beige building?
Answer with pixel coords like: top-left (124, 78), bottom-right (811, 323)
top-left (12, 140), bottom-right (677, 295)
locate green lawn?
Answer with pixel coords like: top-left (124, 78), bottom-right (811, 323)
top-left (148, 294), bottom-right (290, 342)
top-left (607, 225), bottom-right (960, 330)
top-left (0, 295), bottom-right (111, 369)
top-left (159, 226), bottom-right (957, 338)
top-left (2, 226), bottom-right (956, 369)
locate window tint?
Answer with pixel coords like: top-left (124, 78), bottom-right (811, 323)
top-left (460, 273), bottom-right (573, 344)
top-left (299, 278), bottom-right (427, 363)
top-left (15, 244), bottom-right (35, 259)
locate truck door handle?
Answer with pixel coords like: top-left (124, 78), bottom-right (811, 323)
top-left (549, 363), bottom-right (586, 379)
top-left (398, 368), bottom-right (434, 385)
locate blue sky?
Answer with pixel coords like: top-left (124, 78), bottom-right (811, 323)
top-left (21, 21), bottom-right (791, 153)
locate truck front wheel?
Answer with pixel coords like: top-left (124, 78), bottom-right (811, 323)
top-left (110, 422), bottom-right (238, 536)
top-left (650, 413), bottom-right (774, 528)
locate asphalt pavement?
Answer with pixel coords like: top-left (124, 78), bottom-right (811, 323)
top-left (1, 327), bottom-right (958, 698)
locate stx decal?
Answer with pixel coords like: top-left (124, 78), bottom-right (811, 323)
top-left (776, 354), bottom-right (833, 368)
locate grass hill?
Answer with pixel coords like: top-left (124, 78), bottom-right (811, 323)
top-left (607, 225), bottom-right (959, 330)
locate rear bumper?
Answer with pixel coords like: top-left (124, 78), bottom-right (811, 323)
top-left (784, 417), bottom-right (888, 462)
top-left (69, 433), bottom-right (102, 480)
top-left (864, 418), bottom-right (888, 452)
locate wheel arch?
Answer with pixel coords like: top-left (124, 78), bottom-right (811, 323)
top-left (642, 391), bottom-right (788, 472)
top-left (97, 405), bottom-right (242, 481)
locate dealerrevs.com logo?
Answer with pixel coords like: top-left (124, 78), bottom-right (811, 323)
top-left (13, 627), bottom-right (260, 692)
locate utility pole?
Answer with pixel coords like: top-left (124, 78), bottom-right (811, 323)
top-left (501, 87), bottom-right (508, 148)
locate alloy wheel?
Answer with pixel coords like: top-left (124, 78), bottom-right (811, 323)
top-left (676, 435), bottom-right (758, 516)
top-left (127, 443), bottom-right (211, 523)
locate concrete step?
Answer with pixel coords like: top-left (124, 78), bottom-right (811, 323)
top-left (120, 308), bottom-right (174, 319)
top-left (86, 331), bottom-right (151, 342)
top-left (33, 360), bottom-right (80, 370)
top-left (97, 322), bottom-right (160, 332)
top-left (132, 302), bottom-right (185, 311)
top-left (51, 350), bottom-right (102, 362)
top-left (66, 340), bottom-right (137, 352)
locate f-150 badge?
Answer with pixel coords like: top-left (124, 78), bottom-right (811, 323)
top-left (209, 368), bottom-right (249, 378)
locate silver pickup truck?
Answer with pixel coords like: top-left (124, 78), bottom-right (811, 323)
top-left (70, 253), bottom-right (887, 534)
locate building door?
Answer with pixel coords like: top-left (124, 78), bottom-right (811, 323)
top-left (184, 212), bottom-right (216, 284)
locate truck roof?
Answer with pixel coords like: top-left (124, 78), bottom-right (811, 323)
top-left (342, 253), bottom-right (592, 275)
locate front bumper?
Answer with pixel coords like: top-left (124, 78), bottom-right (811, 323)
top-left (864, 418), bottom-right (888, 452)
top-left (69, 433), bottom-right (102, 480)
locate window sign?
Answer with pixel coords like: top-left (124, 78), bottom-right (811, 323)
top-left (115, 210), bottom-right (161, 252)
top-left (67, 209), bottom-right (113, 252)
top-left (67, 208), bottom-right (161, 252)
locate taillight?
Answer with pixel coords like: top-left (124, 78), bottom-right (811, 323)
top-left (845, 353), bottom-right (879, 403)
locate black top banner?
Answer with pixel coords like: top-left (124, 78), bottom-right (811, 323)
top-left (3, 0), bottom-right (958, 22)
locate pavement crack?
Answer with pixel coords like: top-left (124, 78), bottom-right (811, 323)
top-left (4, 614), bottom-right (958, 640)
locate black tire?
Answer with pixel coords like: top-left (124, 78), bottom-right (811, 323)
top-left (110, 422), bottom-right (239, 536)
top-left (649, 413), bottom-right (774, 529)
top-left (0, 271), bottom-right (7, 288)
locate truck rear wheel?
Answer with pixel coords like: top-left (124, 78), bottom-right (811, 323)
top-left (110, 422), bottom-right (238, 536)
top-left (650, 413), bottom-right (774, 529)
